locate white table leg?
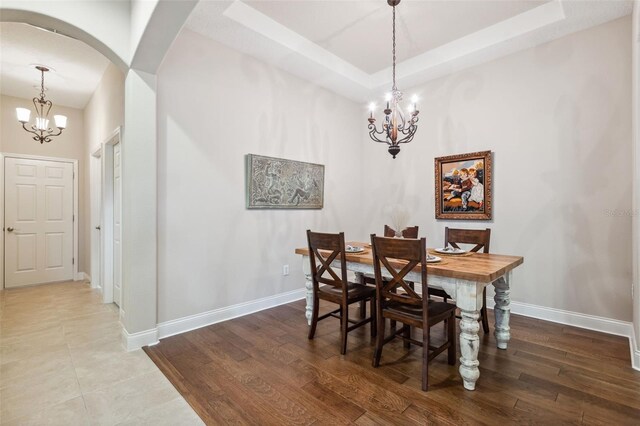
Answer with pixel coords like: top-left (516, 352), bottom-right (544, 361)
top-left (305, 272), bottom-right (313, 326)
top-left (493, 274), bottom-right (511, 350)
top-left (459, 309), bottom-right (481, 390)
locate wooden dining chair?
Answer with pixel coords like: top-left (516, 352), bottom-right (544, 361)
top-left (429, 227), bottom-right (491, 333)
top-left (384, 225), bottom-right (419, 239)
top-left (370, 235), bottom-right (456, 391)
top-left (306, 230), bottom-right (377, 355)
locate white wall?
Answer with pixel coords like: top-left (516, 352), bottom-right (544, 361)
top-left (130, 0), bottom-right (158, 56)
top-left (83, 63), bottom-right (125, 277)
top-left (156, 29), bottom-right (365, 323)
top-left (1, 94), bottom-right (87, 275)
top-left (632, 2), bottom-right (640, 353)
top-left (360, 16), bottom-right (633, 322)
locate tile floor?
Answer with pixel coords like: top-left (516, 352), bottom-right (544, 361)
top-left (0, 280), bottom-right (204, 425)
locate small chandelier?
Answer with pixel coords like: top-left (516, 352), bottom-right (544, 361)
top-left (367, 0), bottom-right (419, 159)
top-left (16, 66), bottom-right (67, 144)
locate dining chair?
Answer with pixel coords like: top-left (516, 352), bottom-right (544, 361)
top-left (370, 235), bottom-right (456, 391)
top-left (383, 225), bottom-right (419, 238)
top-left (429, 227), bottom-right (491, 333)
top-left (306, 230), bottom-right (377, 355)
top-left (363, 225), bottom-right (419, 323)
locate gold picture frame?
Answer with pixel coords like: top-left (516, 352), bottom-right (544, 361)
top-left (435, 151), bottom-right (492, 220)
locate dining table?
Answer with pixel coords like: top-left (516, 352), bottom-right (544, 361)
top-left (294, 242), bottom-right (524, 391)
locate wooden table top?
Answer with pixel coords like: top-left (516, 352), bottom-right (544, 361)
top-left (295, 242), bottom-right (524, 283)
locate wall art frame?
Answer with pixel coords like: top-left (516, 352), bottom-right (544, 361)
top-left (246, 154), bottom-right (325, 209)
top-left (435, 150), bottom-right (492, 220)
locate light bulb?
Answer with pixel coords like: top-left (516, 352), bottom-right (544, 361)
top-left (16, 108), bottom-right (31, 123)
top-left (35, 117), bottom-right (49, 131)
top-left (368, 102), bottom-right (375, 112)
top-left (411, 94), bottom-right (419, 104)
top-left (385, 93), bottom-right (392, 102)
top-left (54, 115), bottom-right (67, 129)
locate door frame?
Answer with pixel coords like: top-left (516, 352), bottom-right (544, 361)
top-left (95, 127), bottom-right (121, 305)
top-left (90, 145), bottom-right (103, 291)
top-left (0, 152), bottom-right (79, 289)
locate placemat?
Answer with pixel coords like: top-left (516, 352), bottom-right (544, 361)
top-left (429, 249), bottom-right (475, 258)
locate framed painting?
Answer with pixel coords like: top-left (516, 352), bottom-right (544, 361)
top-left (435, 151), bottom-right (492, 220)
top-left (246, 154), bottom-right (325, 209)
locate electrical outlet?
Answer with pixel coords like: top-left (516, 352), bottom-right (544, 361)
top-left (283, 265), bottom-right (289, 276)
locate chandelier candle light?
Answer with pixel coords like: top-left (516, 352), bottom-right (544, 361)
top-left (16, 66), bottom-right (67, 144)
top-left (367, 0), bottom-right (419, 159)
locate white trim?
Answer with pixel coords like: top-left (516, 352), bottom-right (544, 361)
top-left (90, 147), bottom-right (102, 290)
top-left (0, 155), bottom-right (4, 289)
top-left (486, 299), bottom-right (633, 337)
top-left (631, 325), bottom-right (640, 371)
top-left (100, 127), bottom-right (122, 305)
top-left (157, 288), bottom-right (307, 339)
top-left (1, 153), bottom-right (79, 289)
top-left (74, 272), bottom-right (90, 282)
top-left (121, 326), bottom-right (159, 351)
top-left (486, 298), bottom-right (638, 370)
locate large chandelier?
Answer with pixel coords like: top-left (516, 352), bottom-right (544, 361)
top-left (16, 66), bottom-right (67, 144)
top-left (367, 0), bottom-right (419, 159)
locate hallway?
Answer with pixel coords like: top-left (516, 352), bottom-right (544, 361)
top-left (0, 281), bottom-right (202, 425)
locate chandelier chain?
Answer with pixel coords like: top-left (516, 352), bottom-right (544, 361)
top-left (39, 68), bottom-right (45, 100)
top-left (392, 4), bottom-right (396, 91)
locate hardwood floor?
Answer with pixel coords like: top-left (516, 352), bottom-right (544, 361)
top-left (144, 301), bottom-right (640, 425)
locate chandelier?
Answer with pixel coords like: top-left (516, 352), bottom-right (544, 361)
top-left (16, 66), bottom-right (67, 144)
top-left (367, 0), bottom-right (419, 159)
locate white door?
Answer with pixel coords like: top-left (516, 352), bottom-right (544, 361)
top-left (113, 143), bottom-right (122, 306)
top-left (4, 157), bottom-right (74, 287)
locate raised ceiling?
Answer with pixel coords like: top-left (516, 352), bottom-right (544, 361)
top-left (186, 0), bottom-right (633, 102)
top-left (0, 22), bottom-right (110, 109)
top-left (246, 0), bottom-right (549, 74)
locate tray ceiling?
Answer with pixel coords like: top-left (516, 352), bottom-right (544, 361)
top-left (186, 0), bottom-right (633, 102)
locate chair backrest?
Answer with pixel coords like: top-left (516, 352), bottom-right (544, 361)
top-left (306, 230), bottom-right (349, 294)
top-left (370, 234), bottom-right (428, 308)
top-left (384, 225), bottom-right (419, 239)
top-left (445, 227), bottom-right (491, 253)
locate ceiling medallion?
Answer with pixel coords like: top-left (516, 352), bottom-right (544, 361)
top-left (16, 66), bottom-right (67, 144)
top-left (367, 0), bottom-right (419, 159)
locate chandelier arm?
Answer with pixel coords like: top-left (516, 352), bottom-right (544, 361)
top-left (48, 127), bottom-right (64, 138)
top-left (22, 122), bottom-right (39, 137)
top-left (396, 126), bottom-right (417, 144)
top-left (368, 124), bottom-right (391, 145)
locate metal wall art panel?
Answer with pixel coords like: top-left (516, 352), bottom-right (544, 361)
top-left (246, 154), bottom-right (325, 209)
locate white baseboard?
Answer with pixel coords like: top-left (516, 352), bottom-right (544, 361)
top-left (631, 325), bottom-right (640, 371)
top-left (487, 299), bottom-right (638, 370)
top-left (74, 272), bottom-right (90, 282)
top-left (122, 326), bottom-right (159, 351)
top-left (157, 288), bottom-right (306, 339)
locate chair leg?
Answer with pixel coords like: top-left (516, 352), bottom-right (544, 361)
top-left (447, 315), bottom-right (456, 365)
top-left (373, 312), bottom-right (385, 367)
top-left (340, 303), bottom-right (349, 355)
top-left (481, 288), bottom-right (490, 333)
top-left (370, 297), bottom-right (377, 338)
top-left (403, 324), bottom-right (411, 349)
top-left (308, 293), bottom-right (320, 339)
top-left (359, 300), bottom-right (366, 319)
top-left (422, 327), bottom-right (429, 391)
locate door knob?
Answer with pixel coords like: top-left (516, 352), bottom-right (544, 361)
top-left (7, 227), bottom-right (14, 232)
top-left (95, 226), bottom-right (101, 230)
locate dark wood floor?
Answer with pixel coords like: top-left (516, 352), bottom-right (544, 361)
top-left (144, 300), bottom-right (640, 425)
